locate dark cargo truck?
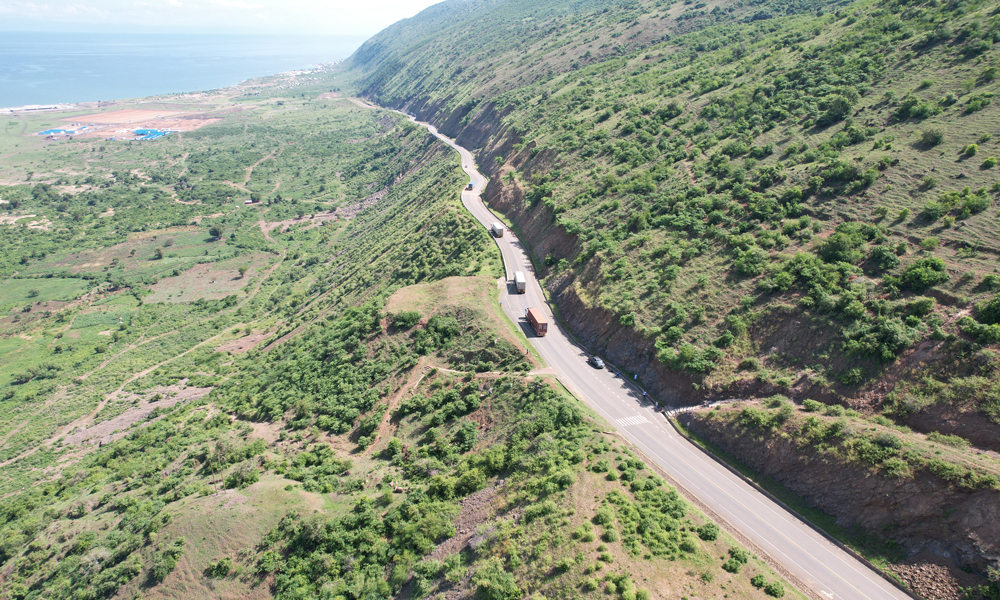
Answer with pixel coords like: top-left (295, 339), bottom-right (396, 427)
top-left (527, 307), bottom-right (548, 336)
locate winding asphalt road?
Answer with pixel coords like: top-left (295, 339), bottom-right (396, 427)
top-left (358, 98), bottom-right (912, 600)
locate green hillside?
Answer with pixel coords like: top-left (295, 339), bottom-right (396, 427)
top-left (2, 0), bottom-right (1000, 595)
top-left (345, 0), bottom-right (1000, 453)
top-left (340, 0), bottom-right (1000, 594)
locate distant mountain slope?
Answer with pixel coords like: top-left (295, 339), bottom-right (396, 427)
top-left (351, 0), bottom-right (850, 110)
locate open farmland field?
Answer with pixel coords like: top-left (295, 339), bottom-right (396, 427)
top-left (145, 251), bottom-right (272, 303)
top-left (0, 277), bottom-right (91, 314)
top-left (24, 227), bottom-right (228, 272)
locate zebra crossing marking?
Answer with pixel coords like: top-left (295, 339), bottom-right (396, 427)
top-left (616, 415), bottom-right (648, 427)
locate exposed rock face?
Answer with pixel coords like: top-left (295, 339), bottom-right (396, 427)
top-left (904, 403), bottom-right (1000, 453)
top-left (890, 561), bottom-right (983, 600)
top-left (679, 411), bottom-right (1000, 573)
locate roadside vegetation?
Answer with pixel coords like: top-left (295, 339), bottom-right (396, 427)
top-left (679, 398), bottom-right (1000, 597)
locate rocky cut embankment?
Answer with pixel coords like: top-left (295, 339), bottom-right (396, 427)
top-left (677, 407), bottom-right (1000, 578)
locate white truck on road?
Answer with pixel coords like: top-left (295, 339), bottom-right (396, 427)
top-left (491, 222), bottom-right (505, 237)
top-left (514, 271), bottom-right (526, 294)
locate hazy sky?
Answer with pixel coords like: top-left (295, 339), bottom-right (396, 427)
top-left (0, 0), bottom-right (442, 35)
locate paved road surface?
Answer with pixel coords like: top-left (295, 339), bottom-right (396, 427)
top-left (372, 102), bottom-right (912, 600)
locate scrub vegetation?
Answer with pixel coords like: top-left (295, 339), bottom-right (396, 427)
top-left (342, 0), bottom-right (1000, 594)
top-left (5, 0), bottom-right (1000, 593)
top-left (352, 0), bottom-right (1000, 390)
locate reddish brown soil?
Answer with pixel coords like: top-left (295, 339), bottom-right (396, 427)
top-left (215, 327), bottom-right (277, 354)
top-left (63, 384), bottom-right (212, 447)
top-left (426, 483), bottom-right (502, 562)
top-left (64, 109), bottom-right (220, 138)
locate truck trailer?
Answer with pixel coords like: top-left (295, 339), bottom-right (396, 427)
top-left (514, 271), bottom-right (526, 294)
top-left (491, 222), bottom-right (505, 237)
top-left (467, 181), bottom-right (474, 190)
top-left (527, 308), bottom-right (548, 336)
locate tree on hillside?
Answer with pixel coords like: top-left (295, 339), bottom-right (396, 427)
top-left (209, 225), bottom-right (223, 240)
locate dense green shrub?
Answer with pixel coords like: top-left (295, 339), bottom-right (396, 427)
top-left (901, 258), bottom-right (949, 291)
top-left (524, 500), bottom-right (559, 523)
top-left (868, 245), bottom-right (900, 271)
top-left (919, 128), bottom-right (944, 146)
top-left (223, 461), bottom-right (260, 489)
top-left (149, 539), bottom-right (185, 583)
top-left (393, 310), bottom-right (421, 328)
top-left (739, 404), bottom-right (793, 430)
top-left (205, 557), bottom-right (233, 578)
top-left (959, 317), bottom-right (1000, 343)
top-left (803, 399), bottom-right (824, 412)
top-left (473, 557), bottom-right (522, 600)
top-left (843, 317), bottom-right (922, 361)
top-left (697, 522), bottom-right (719, 541)
top-left (976, 295), bottom-right (1000, 324)
top-left (722, 557), bottom-right (742, 573)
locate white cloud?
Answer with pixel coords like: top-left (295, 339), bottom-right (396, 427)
top-left (208, 0), bottom-right (263, 10)
top-left (0, 0), bottom-right (441, 34)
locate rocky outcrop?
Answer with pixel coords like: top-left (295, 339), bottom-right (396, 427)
top-left (679, 410), bottom-right (1000, 573)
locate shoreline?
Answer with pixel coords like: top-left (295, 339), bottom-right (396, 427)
top-left (0, 61), bottom-right (343, 115)
top-left (2, 62), bottom-right (343, 142)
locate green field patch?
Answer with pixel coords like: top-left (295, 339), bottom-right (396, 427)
top-left (90, 291), bottom-right (142, 309)
top-left (386, 275), bottom-right (535, 371)
top-left (139, 475), bottom-right (323, 599)
top-left (70, 310), bottom-right (133, 330)
top-left (0, 277), bottom-right (90, 313)
top-left (0, 336), bottom-right (24, 356)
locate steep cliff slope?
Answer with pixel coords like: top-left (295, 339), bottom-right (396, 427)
top-left (680, 400), bottom-right (1000, 598)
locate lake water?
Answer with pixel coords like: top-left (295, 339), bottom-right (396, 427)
top-left (0, 32), bottom-right (366, 108)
